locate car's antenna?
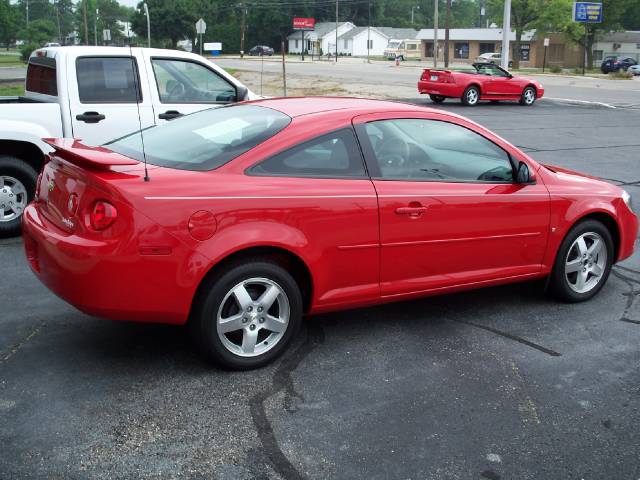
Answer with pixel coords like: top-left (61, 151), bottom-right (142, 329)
top-left (129, 42), bottom-right (150, 182)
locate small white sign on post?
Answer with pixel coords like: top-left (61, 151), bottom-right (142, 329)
top-left (543, 37), bottom-right (550, 47)
top-left (195, 18), bottom-right (207, 35)
top-left (204, 42), bottom-right (222, 51)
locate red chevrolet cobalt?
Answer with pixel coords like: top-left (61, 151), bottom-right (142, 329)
top-left (23, 97), bottom-right (637, 369)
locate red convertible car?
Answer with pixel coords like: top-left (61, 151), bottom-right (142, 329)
top-left (418, 63), bottom-right (545, 106)
top-left (23, 97), bottom-right (636, 369)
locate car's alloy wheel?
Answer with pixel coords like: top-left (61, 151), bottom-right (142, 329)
top-left (0, 155), bottom-right (38, 238)
top-left (520, 87), bottom-right (536, 106)
top-left (462, 86), bottom-right (480, 106)
top-left (549, 220), bottom-right (613, 302)
top-left (216, 277), bottom-right (290, 357)
top-left (191, 260), bottom-right (303, 369)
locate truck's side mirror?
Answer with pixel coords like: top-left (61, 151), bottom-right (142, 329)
top-left (235, 85), bottom-right (249, 101)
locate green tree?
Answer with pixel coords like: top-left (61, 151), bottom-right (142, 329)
top-left (0, 0), bottom-right (21, 49)
top-left (19, 18), bottom-right (58, 45)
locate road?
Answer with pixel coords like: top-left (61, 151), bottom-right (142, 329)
top-left (0, 66), bottom-right (26, 82)
top-left (1, 98), bottom-right (639, 479)
top-left (216, 57), bottom-right (640, 108)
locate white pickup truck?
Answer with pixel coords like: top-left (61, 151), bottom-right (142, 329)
top-left (0, 46), bottom-right (256, 237)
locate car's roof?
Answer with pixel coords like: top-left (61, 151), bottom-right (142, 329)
top-left (247, 96), bottom-right (432, 118)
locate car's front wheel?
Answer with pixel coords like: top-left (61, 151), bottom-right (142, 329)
top-left (429, 94), bottom-right (446, 103)
top-left (520, 86), bottom-right (537, 106)
top-left (191, 259), bottom-right (303, 369)
top-left (549, 220), bottom-right (614, 302)
top-left (461, 86), bottom-right (480, 106)
top-left (0, 155), bottom-right (37, 238)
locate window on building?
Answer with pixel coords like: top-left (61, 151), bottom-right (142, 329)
top-left (425, 43), bottom-right (434, 57)
top-left (479, 42), bottom-right (495, 54)
top-left (344, 39), bottom-right (348, 49)
top-left (407, 43), bottom-right (418, 51)
top-left (294, 39), bottom-right (299, 48)
top-left (519, 44), bottom-right (530, 61)
top-left (367, 39), bottom-right (373, 49)
top-left (454, 42), bottom-right (469, 59)
top-left (594, 50), bottom-right (603, 61)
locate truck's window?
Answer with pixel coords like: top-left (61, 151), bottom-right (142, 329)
top-left (76, 57), bottom-right (141, 103)
top-left (26, 57), bottom-right (57, 96)
top-left (151, 58), bottom-right (237, 104)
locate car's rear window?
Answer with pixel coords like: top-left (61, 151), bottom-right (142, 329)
top-left (26, 56), bottom-right (57, 96)
top-left (106, 105), bottom-right (291, 171)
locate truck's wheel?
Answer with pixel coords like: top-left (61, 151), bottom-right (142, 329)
top-left (0, 156), bottom-right (37, 238)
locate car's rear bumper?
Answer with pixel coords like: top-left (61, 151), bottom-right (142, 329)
top-left (22, 203), bottom-right (201, 325)
top-left (417, 80), bottom-right (464, 97)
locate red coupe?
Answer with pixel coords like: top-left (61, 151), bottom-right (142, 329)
top-left (418, 63), bottom-right (545, 106)
top-left (23, 97), bottom-right (636, 369)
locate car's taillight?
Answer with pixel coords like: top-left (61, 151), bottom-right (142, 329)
top-left (420, 71), bottom-right (429, 80)
top-left (89, 200), bottom-right (117, 230)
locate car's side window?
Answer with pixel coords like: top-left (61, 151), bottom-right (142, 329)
top-left (362, 119), bottom-right (514, 182)
top-left (76, 57), bottom-right (141, 103)
top-left (151, 58), bottom-right (236, 103)
top-left (249, 128), bottom-right (367, 178)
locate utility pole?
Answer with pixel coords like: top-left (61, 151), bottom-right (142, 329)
top-left (240, 4), bottom-right (247, 58)
top-left (433, 0), bottom-right (439, 68)
top-left (500, 0), bottom-right (511, 69)
top-left (55, 1), bottom-right (62, 44)
top-left (444, 0), bottom-right (450, 67)
top-left (411, 5), bottom-right (420, 24)
top-left (83, 0), bottom-right (89, 45)
top-left (143, 2), bottom-right (150, 48)
top-left (367, 0), bottom-right (371, 63)
top-left (335, 0), bottom-right (338, 62)
top-left (94, 8), bottom-right (98, 46)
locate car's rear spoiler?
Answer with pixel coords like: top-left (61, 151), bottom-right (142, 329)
top-left (43, 138), bottom-right (139, 170)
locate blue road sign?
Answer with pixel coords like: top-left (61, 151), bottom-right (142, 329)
top-left (573, 2), bottom-right (603, 23)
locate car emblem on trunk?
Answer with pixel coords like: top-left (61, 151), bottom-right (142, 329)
top-left (48, 180), bottom-right (55, 192)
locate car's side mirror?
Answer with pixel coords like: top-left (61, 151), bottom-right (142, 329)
top-left (516, 161), bottom-right (535, 183)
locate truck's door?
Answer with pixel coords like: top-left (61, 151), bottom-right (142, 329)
top-left (142, 53), bottom-right (243, 123)
top-left (67, 51), bottom-right (155, 146)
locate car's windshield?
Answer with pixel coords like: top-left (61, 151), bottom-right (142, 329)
top-left (106, 105), bottom-right (291, 171)
top-left (474, 63), bottom-right (510, 77)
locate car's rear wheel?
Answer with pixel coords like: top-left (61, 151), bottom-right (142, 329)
top-left (191, 259), bottom-right (303, 369)
top-left (520, 86), bottom-right (537, 106)
top-left (0, 156), bottom-right (37, 238)
top-left (549, 220), bottom-right (613, 302)
top-left (429, 94), bottom-right (446, 103)
top-left (461, 86), bottom-right (480, 106)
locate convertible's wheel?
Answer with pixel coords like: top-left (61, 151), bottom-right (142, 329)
top-left (0, 156), bottom-right (37, 238)
top-left (520, 86), bottom-right (537, 106)
top-left (191, 259), bottom-right (303, 369)
top-left (461, 86), bottom-right (480, 106)
top-left (549, 220), bottom-right (613, 302)
top-left (429, 94), bottom-right (446, 104)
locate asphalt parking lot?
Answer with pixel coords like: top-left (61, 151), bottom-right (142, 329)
top-left (2, 99), bottom-right (639, 479)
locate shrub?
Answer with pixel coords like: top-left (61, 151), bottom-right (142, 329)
top-left (609, 69), bottom-right (633, 79)
top-left (549, 64), bottom-right (562, 74)
top-left (20, 43), bottom-right (39, 62)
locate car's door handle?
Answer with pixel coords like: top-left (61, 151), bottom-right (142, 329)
top-left (75, 111), bottom-right (106, 123)
top-left (395, 206), bottom-right (428, 216)
top-left (158, 110), bottom-right (184, 120)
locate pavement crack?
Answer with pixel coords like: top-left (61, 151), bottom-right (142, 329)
top-left (612, 268), bottom-right (640, 325)
top-left (249, 323), bottom-right (325, 480)
top-left (0, 322), bottom-right (45, 364)
top-left (454, 319), bottom-right (561, 357)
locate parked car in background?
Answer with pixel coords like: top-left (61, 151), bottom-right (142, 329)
top-left (248, 45), bottom-right (274, 56)
top-left (474, 52), bottom-right (513, 69)
top-left (0, 46), bottom-right (256, 237)
top-left (600, 56), bottom-right (638, 73)
top-left (43, 42), bottom-right (61, 48)
top-left (384, 39), bottom-right (421, 60)
top-left (23, 97), bottom-right (637, 369)
top-left (418, 62), bottom-right (544, 106)
top-left (628, 64), bottom-right (640, 75)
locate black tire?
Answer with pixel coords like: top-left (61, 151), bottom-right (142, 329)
top-left (190, 259), bottom-right (303, 370)
top-left (461, 85), bottom-right (480, 106)
top-left (429, 94), bottom-right (446, 104)
top-left (0, 155), bottom-right (38, 238)
top-left (519, 86), bottom-right (537, 106)
top-left (548, 220), bottom-right (614, 303)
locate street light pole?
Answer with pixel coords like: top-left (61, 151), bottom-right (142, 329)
top-left (367, 0), bottom-right (371, 63)
top-left (433, 0), bottom-right (439, 68)
top-left (444, 0), bottom-right (450, 67)
top-left (500, 0), bottom-right (511, 69)
top-left (94, 8), bottom-right (98, 46)
top-left (143, 3), bottom-right (151, 48)
top-left (335, 0), bottom-right (338, 62)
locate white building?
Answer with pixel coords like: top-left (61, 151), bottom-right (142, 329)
top-left (287, 22), bottom-right (355, 55)
top-left (593, 31), bottom-right (640, 63)
top-left (337, 27), bottom-right (390, 56)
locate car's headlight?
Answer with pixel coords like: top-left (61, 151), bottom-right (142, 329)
top-left (622, 189), bottom-right (633, 212)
